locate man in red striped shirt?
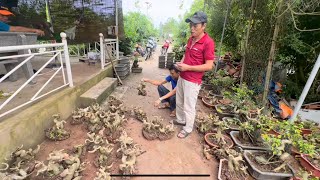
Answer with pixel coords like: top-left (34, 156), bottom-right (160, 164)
top-left (174, 11), bottom-right (215, 138)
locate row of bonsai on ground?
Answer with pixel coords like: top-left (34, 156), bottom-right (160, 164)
top-left (196, 81), bottom-right (320, 180)
top-left (0, 96), bottom-right (176, 180)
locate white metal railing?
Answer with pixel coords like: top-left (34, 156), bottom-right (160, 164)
top-left (94, 42), bottom-right (100, 53)
top-left (99, 33), bottom-right (119, 69)
top-left (0, 32), bottom-right (73, 118)
top-left (67, 42), bottom-right (100, 58)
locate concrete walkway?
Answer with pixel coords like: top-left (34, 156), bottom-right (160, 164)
top-left (114, 49), bottom-right (218, 179)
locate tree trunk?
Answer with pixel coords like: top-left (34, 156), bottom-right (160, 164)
top-left (240, 0), bottom-right (256, 84)
top-left (262, 0), bottom-right (286, 108)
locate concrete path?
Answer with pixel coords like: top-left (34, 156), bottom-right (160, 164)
top-left (112, 49), bottom-right (218, 180)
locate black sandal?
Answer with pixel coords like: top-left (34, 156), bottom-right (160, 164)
top-left (177, 130), bottom-right (190, 139)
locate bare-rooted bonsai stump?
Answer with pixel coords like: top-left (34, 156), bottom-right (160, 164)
top-left (137, 82), bottom-right (147, 96)
top-left (158, 132), bottom-right (175, 141)
top-left (142, 129), bottom-right (158, 140)
top-left (133, 107), bottom-right (147, 122)
top-left (141, 117), bottom-right (175, 141)
top-left (45, 114), bottom-right (70, 141)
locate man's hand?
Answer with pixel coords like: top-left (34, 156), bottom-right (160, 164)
top-left (176, 62), bottom-right (191, 71)
top-left (34, 29), bottom-right (45, 36)
top-left (141, 78), bottom-right (149, 82)
top-left (154, 99), bottom-right (161, 107)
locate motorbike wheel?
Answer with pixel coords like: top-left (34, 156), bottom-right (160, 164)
top-left (145, 51), bottom-right (150, 61)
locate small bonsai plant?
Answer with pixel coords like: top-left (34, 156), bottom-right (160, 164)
top-left (141, 116), bottom-right (175, 141)
top-left (210, 70), bottom-right (235, 94)
top-left (137, 82), bottom-right (147, 96)
top-left (222, 83), bottom-right (258, 116)
top-left (195, 114), bottom-right (219, 134)
top-left (257, 134), bottom-right (293, 173)
top-left (133, 107), bottom-right (147, 122)
top-left (45, 114), bottom-right (70, 141)
top-left (204, 120), bottom-right (233, 148)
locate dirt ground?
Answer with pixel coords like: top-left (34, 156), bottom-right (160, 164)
top-left (32, 48), bottom-right (218, 180)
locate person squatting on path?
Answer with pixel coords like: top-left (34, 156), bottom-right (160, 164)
top-left (174, 11), bottom-right (215, 138)
top-left (141, 65), bottom-right (180, 117)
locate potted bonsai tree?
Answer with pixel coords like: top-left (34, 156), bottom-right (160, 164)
top-left (243, 134), bottom-right (294, 179)
top-left (131, 51), bottom-right (142, 73)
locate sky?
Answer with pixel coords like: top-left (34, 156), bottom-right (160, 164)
top-left (122, 0), bottom-right (194, 27)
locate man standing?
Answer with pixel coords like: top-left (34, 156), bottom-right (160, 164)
top-left (0, 4), bottom-right (44, 35)
top-left (161, 40), bottom-right (170, 55)
top-left (175, 11), bottom-right (215, 138)
top-left (142, 65), bottom-right (180, 117)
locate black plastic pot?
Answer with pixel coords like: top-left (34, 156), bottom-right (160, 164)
top-left (115, 64), bottom-right (127, 71)
top-left (132, 67), bottom-right (142, 73)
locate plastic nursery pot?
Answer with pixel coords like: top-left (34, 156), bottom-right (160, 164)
top-left (204, 132), bottom-right (234, 148)
top-left (301, 129), bottom-right (312, 135)
top-left (131, 67), bottom-right (143, 73)
top-left (299, 154), bottom-right (320, 177)
top-left (218, 99), bottom-right (232, 105)
top-left (267, 129), bottom-right (281, 136)
top-left (289, 177), bottom-right (302, 180)
top-left (290, 146), bottom-right (301, 156)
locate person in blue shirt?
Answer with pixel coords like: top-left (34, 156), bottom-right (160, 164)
top-left (142, 64), bottom-right (180, 117)
top-left (0, 5), bottom-right (44, 35)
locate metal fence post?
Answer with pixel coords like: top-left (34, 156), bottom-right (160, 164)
top-left (115, 0), bottom-right (119, 60)
top-left (99, 33), bottom-right (105, 69)
top-left (60, 32), bottom-right (74, 87)
top-left (291, 54), bottom-right (320, 121)
top-left (77, 44), bottom-right (80, 57)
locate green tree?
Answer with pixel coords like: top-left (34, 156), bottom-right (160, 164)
top-left (184, 0), bottom-right (320, 103)
top-left (123, 12), bottom-right (157, 44)
top-left (162, 18), bottom-right (179, 39)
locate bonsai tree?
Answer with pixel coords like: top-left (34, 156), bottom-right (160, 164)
top-left (210, 76), bottom-right (235, 94)
top-left (132, 51), bottom-right (140, 68)
top-left (259, 134), bottom-right (293, 172)
top-left (238, 115), bottom-right (275, 146)
top-left (273, 121), bottom-right (317, 156)
top-left (195, 114), bottom-right (219, 134)
top-left (45, 114), bottom-right (70, 141)
top-left (222, 83), bottom-right (259, 115)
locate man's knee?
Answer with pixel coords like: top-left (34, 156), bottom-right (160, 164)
top-left (170, 95), bottom-right (176, 103)
top-left (157, 85), bottom-right (165, 91)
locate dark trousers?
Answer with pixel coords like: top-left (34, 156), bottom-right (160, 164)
top-left (157, 85), bottom-right (176, 111)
